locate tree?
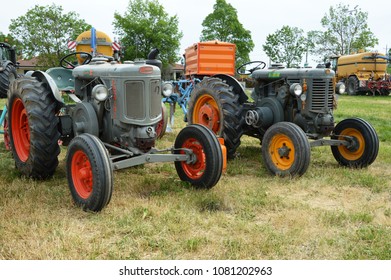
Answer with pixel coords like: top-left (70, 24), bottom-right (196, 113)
top-left (311, 3), bottom-right (378, 59)
top-left (200, 0), bottom-right (254, 67)
top-left (262, 26), bottom-right (306, 68)
top-left (0, 32), bottom-right (21, 49)
top-left (113, 0), bottom-right (183, 67)
top-left (9, 4), bottom-right (91, 68)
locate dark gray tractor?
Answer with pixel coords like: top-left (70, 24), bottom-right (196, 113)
top-left (7, 51), bottom-right (224, 212)
top-left (188, 61), bottom-right (379, 176)
top-left (0, 42), bottom-right (18, 98)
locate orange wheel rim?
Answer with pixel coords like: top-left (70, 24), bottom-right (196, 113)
top-left (192, 94), bottom-right (220, 133)
top-left (71, 150), bottom-right (93, 199)
top-left (11, 98), bottom-right (30, 162)
top-left (338, 128), bottom-right (365, 160)
top-left (180, 137), bottom-right (206, 179)
top-left (269, 134), bottom-right (295, 170)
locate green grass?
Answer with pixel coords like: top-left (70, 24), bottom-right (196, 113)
top-left (0, 95), bottom-right (390, 260)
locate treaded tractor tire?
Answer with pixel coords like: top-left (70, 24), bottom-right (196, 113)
top-left (0, 64), bottom-right (17, 98)
top-left (262, 122), bottom-right (311, 177)
top-left (174, 124), bottom-right (223, 189)
top-left (188, 77), bottom-right (244, 159)
top-left (346, 76), bottom-right (359, 96)
top-left (331, 118), bottom-right (379, 168)
top-left (8, 76), bottom-right (60, 179)
top-left (66, 134), bottom-right (113, 212)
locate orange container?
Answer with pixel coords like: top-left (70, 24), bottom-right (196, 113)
top-left (184, 41), bottom-right (236, 77)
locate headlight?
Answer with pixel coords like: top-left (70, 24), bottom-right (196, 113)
top-left (162, 82), bottom-right (173, 97)
top-left (336, 82), bottom-right (345, 94)
top-left (92, 84), bottom-right (109, 101)
top-left (290, 83), bottom-right (302, 96)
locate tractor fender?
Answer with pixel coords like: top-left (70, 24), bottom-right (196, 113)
top-left (212, 74), bottom-right (248, 103)
top-left (27, 70), bottom-right (63, 103)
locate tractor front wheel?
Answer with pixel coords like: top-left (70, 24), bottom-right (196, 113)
top-left (66, 134), bottom-right (113, 212)
top-left (8, 77), bottom-right (60, 179)
top-left (174, 124), bottom-right (223, 189)
top-left (262, 122), bottom-right (311, 177)
top-left (331, 118), bottom-right (379, 168)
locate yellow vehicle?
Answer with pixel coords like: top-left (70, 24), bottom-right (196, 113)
top-left (329, 52), bottom-right (390, 96)
top-left (72, 28), bottom-right (121, 64)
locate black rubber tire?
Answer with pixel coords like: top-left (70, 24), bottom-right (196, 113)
top-left (0, 64), bottom-right (17, 98)
top-left (188, 77), bottom-right (244, 159)
top-left (66, 134), bottom-right (113, 212)
top-left (8, 76), bottom-right (60, 179)
top-left (174, 124), bottom-right (223, 189)
top-left (380, 88), bottom-right (390, 96)
top-left (331, 118), bottom-right (379, 168)
top-left (262, 122), bottom-right (311, 177)
top-left (346, 76), bottom-right (359, 96)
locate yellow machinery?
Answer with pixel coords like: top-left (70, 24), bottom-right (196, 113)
top-left (330, 52), bottom-right (390, 95)
top-left (74, 28), bottom-right (121, 64)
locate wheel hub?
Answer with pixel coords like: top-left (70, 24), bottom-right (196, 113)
top-left (198, 102), bottom-right (219, 132)
top-left (277, 143), bottom-right (291, 159)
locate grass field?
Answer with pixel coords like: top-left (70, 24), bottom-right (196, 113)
top-left (0, 95), bottom-right (390, 260)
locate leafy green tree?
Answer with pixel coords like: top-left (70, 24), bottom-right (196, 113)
top-left (311, 3), bottom-right (378, 59)
top-left (113, 0), bottom-right (183, 67)
top-left (0, 32), bottom-right (20, 48)
top-left (9, 4), bottom-right (91, 68)
top-left (262, 25), bottom-right (306, 67)
top-left (200, 0), bottom-right (254, 67)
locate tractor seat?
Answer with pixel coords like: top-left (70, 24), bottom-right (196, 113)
top-left (46, 67), bottom-right (75, 92)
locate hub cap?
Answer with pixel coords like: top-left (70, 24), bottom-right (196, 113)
top-left (180, 138), bottom-right (206, 179)
top-left (269, 134), bottom-right (295, 170)
top-left (192, 94), bottom-right (220, 133)
top-left (71, 150), bottom-right (93, 199)
top-left (11, 98), bottom-right (30, 162)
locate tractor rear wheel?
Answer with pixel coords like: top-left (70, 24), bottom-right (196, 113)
top-left (174, 124), bottom-right (223, 189)
top-left (8, 77), bottom-right (60, 179)
top-left (66, 134), bottom-right (113, 212)
top-left (188, 77), bottom-right (244, 159)
top-left (346, 76), bottom-right (359, 96)
top-left (262, 122), bottom-right (311, 177)
top-left (0, 64), bottom-right (17, 98)
top-left (331, 118), bottom-right (379, 168)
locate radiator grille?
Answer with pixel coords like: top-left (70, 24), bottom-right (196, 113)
top-left (311, 79), bottom-right (334, 111)
top-left (125, 81), bottom-right (145, 119)
top-left (150, 79), bottom-right (161, 119)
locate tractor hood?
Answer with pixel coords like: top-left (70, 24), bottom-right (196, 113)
top-left (72, 59), bottom-right (161, 80)
top-left (251, 68), bottom-right (335, 80)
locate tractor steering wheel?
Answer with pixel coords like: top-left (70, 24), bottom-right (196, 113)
top-left (60, 52), bottom-right (93, 69)
top-left (237, 61), bottom-right (266, 75)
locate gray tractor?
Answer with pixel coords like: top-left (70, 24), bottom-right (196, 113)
top-left (7, 51), bottom-right (224, 212)
top-left (0, 42), bottom-right (18, 98)
top-left (187, 61), bottom-right (379, 176)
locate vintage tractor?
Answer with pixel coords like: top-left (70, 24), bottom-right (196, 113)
top-left (187, 61), bottom-right (379, 176)
top-left (0, 42), bottom-right (18, 98)
top-left (7, 50), bottom-right (224, 212)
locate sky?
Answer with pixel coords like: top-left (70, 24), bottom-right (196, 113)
top-left (1, 0), bottom-right (389, 66)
